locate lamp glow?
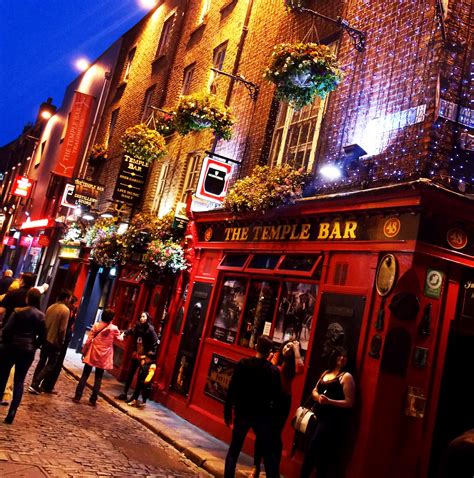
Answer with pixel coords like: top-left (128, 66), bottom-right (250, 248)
top-left (75, 58), bottom-right (90, 72)
top-left (320, 163), bottom-right (342, 181)
top-left (82, 213), bottom-right (95, 221)
top-left (40, 110), bottom-right (53, 120)
top-left (139, 0), bottom-right (158, 8)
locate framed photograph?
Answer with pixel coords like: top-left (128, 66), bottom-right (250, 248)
top-left (204, 354), bottom-right (237, 403)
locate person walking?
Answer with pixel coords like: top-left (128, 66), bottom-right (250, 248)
top-left (72, 309), bottom-right (122, 406)
top-left (224, 335), bottom-right (281, 478)
top-left (300, 347), bottom-right (355, 478)
top-left (115, 312), bottom-right (158, 401)
top-left (0, 272), bottom-right (37, 323)
top-left (0, 288), bottom-right (45, 424)
top-left (251, 339), bottom-right (304, 478)
top-left (29, 289), bottom-right (72, 394)
top-left (0, 270), bottom-right (14, 297)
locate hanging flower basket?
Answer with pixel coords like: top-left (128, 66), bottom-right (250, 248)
top-left (88, 143), bottom-right (109, 165)
top-left (120, 123), bottom-right (167, 163)
top-left (264, 43), bottom-right (343, 109)
top-left (223, 164), bottom-right (311, 214)
top-left (155, 113), bottom-right (177, 136)
top-left (174, 93), bottom-right (234, 140)
top-left (90, 234), bottom-right (125, 268)
top-left (284, 0), bottom-right (306, 11)
top-left (141, 239), bottom-right (188, 280)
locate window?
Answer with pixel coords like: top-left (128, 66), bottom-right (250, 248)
top-left (60, 112), bottom-right (70, 142)
top-left (141, 87), bottom-right (155, 122)
top-left (151, 162), bottom-right (169, 213)
top-left (180, 153), bottom-right (202, 202)
top-left (198, 0), bottom-right (211, 24)
top-left (269, 97), bottom-right (326, 171)
top-left (156, 14), bottom-right (176, 57)
top-left (108, 108), bottom-right (119, 144)
top-left (123, 47), bottom-right (136, 81)
top-left (182, 63), bottom-right (196, 95)
top-left (209, 41), bottom-right (227, 93)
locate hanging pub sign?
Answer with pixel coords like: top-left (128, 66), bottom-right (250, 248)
top-left (195, 156), bottom-right (233, 204)
top-left (113, 154), bottom-right (150, 205)
top-left (12, 175), bottom-right (34, 198)
top-left (73, 178), bottom-right (105, 207)
top-left (61, 183), bottom-right (77, 209)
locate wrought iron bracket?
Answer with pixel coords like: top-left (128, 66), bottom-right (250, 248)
top-left (210, 68), bottom-right (259, 101)
top-left (205, 150), bottom-right (241, 165)
top-left (297, 7), bottom-right (366, 52)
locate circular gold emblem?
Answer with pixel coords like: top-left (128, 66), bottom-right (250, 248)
top-left (376, 254), bottom-right (397, 296)
top-left (383, 217), bottom-right (401, 238)
top-left (446, 228), bottom-right (467, 250)
top-left (204, 227), bottom-right (213, 242)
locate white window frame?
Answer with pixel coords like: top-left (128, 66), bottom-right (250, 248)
top-left (198, 0), bottom-right (211, 24)
top-left (180, 154), bottom-right (202, 202)
top-left (156, 13), bottom-right (176, 57)
top-left (141, 87), bottom-right (155, 122)
top-left (123, 47), bottom-right (136, 81)
top-left (182, 63), bottom-right (196, 95)
top-left (209, 41), bottom-right (227, 92)
top-left (152, 162), bottom-right (169, 213)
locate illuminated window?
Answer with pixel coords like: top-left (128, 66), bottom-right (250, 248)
top-left (209, 41), bottom-right (227, 93)
top-left (151, 161), bottom-right (169, 213)
top-left (108, 108), bottom-right (119, 144)
top-left (156, 13), bottom-right (176, 57)
top-left (60, 112), bottom-right (70, 143)
top-left (141, 87), bottom-right (155, 122)
top-left (123, 47), bottom-right (136, 81)
top-left (198, 0), bottom-right (211, 24)
top-left (182, 63), bottom-right (196, 95)
top-left (180, 153), bottom-right (202, 202)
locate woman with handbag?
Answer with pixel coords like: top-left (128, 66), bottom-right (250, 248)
top-left (72, 309), bottom-right (122, 406)
top-left (251, 340), bottom-right (304, 478)
top-left (300, 346), bottom-right (355, 478)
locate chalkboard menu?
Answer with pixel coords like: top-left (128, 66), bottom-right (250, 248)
top-left (113, 154), bottom-right (150, 205)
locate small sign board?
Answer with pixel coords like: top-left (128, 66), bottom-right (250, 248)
top-left (73, 179), bottom-right (105, 207)
top-left (195, 157), bottom-right (233, 204)
top-left (61, 183), bottom-right (77, 209)
top-left (12, 175), bottom-right (34, 198)
top-left (113, 154), bottom-right (150, 205)
top-left (424, 269), bottom-right (445, 299)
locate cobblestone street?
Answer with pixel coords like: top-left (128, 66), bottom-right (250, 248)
top-left (0, 367), bottom-right (211, 477)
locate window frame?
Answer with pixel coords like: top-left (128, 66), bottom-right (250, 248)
top-left (123, 47), bottom-right (136, 81)
top-left (156, 12), bottom-right (176, 58)
top-left (108, 108), bottom-right (120, 144)
top-left (141, 86), bottom-right (155, 123)
top-left (182, 63), bottom-right (196, 96)
top-left (209, 41), bottom-right (228, 92)
top-left (180, 153), bottom-right (202, 202)
top-left (151, 161), bottom-right (169, 213)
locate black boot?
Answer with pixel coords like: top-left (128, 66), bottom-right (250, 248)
top-left (4, 408), bottom-right (16, 424)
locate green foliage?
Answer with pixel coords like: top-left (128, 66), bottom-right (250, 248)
top-left (223, 164), bottom-right (311, 214)
top-left (120, 123), bottom-right (167, 163)
top-left (264, 43), bottom-right (343, 109)
top-left (142, 239), bottom-right (188, 279)
top-left (88, 143), bottom-right (108, 163)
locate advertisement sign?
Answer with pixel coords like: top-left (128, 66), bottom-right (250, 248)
top-left (12, 176), bottom-right (34, 198)
top-left (2, 237), bottom-right (15, 246)
top-left (204, 354), bottom-right (237, 403)
top-left (53, 92), bottom-right (94, 178)
top-left (195, 157), bottom-right (233, 204)
top-left (20, 236), bottom-right (33, 247)
top-left (59, 244), bottom-right (81, 259)
top-left (424, 269), bottom-right (445, 299)
top-left (20, 218), bottom-right (51, 230)
top-left (61, 183), bottom-right (77, 209)
top-left (113, 154), bottom-right (150, 205)
top-left (73, 179), bottom-right (105, 207)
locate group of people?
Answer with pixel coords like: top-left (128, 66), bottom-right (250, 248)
top-left (224, 334), bottom-right (355, 478)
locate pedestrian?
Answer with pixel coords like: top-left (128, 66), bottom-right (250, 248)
top-left (72, 309), bottom-right (122, 406)
top-left (29, 289), bottom-right (72, 394)
top-left (300, 346), bottom-right (355, 478)
top-left (41, 295), bottom-right (78, 393)
top-left (251, 339), bottom-right (304, 478)
top-left (127, 352), bottom-right (157, 408)
top-left (0, 272), bottom-right (37, 323)
top-left (0, 269), bottom-right (14, 297)
top-left (115, 311), bottom-right (158, 401)
top-left (0, 288), bottom-right (45, 424)
top-left (224, 335), bottom-right (281, 478)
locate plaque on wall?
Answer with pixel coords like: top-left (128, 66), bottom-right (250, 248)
top-left (376, 254), bottom-right (397, 296)
top-left (204, 354), bottom-right (237, 403)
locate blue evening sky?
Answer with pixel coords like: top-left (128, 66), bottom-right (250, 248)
top-left (0, 0), bottom-right (151, 146)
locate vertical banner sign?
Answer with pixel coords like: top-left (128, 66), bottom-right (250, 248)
top-left (195, 156), bottom-right (233, 204)
top-left (53, 92), bottom-right (94, 178)
top-left (113, 154), bottom-right (150, 205)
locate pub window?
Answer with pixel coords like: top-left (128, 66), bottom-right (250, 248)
top-left (151, 161), bottom-right (169, 213)
top-left (247, 254), bottom-right (280, 270)
top-left (123, 47), bottom-right (136, 81)
top-left (156, 13), bottom-right (176, 58)
top-left (276, 254), bottom-right (323, 278)
top-left (141, 86), bottom-right (155, 122)
top-left (182, 63), bottom-right (196, 95)
top-left (180, 153), bottom-right (202, 202)
top-left (219, 253), bottom-right (249, 269)
top-left (108, 108), bottom-right (119, 144)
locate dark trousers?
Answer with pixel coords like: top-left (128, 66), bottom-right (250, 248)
top-left (123, 358), bottom-right (140, 395)
top-left (0, 346), bottom-right (35, 416)
top-left (224, 414), bottom-right (279, 478)
top-left (130, 364), bottom-right (153, 403)
top-left (41, 334), bottom-right (71, 392)
top-left (74, 364), bottom-right (104, 403)
top-left (254, 393), bottom-right (292, 470)
top-left (31, 341), bottom-right (60, 390)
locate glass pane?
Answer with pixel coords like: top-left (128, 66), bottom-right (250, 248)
top-left (220, 254), bottom-right (249, 268)
top-left (248, 254), bottom-right (280, 270)
top-left (273, 282), bottom-right (318, 352)
top-left (212, 278), bottom-right (247, 344)
top-left (239, 280), bottom-right (278, 348)
top-left (278, 255), bottom-right (318, 272)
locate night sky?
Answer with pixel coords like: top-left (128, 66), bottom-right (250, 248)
top-left (0, 0), bottom-right (153, 146)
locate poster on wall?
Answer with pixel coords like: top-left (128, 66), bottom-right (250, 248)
top-left (211, 278), bottom-right (247, 344)
top-left (113, 154), bottom-right (150, 205)
top-left (204, 354), bottom-right (237, 403)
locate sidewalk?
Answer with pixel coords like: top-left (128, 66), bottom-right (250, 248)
top-left (63, 349), bottom-right (255, 478)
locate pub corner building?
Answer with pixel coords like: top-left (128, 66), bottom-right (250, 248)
top-left (154, 178), bottom-right (474, 478)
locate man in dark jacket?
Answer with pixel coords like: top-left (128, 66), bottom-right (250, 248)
top-left (0, 273), bottom-right (36, 325)
top-left (0, 270), bottom-right (14, 296)
top-left (224, 335), bottom-right (281, 478)
top-left (115, 312), bottom-right (158, 401)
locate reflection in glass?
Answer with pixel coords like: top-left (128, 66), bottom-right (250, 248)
top-left (212, 278), bottom-right (247, 344)
top-left (239, 280), bottom-right (278, 348)
top-left (273, 282), bottom-right (318, 351)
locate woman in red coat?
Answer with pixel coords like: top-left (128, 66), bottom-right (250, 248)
top-left (72, 309), bottom-right (122, 406)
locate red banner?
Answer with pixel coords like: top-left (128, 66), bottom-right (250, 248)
top-left (53, 92), bottom-right (94, 178)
